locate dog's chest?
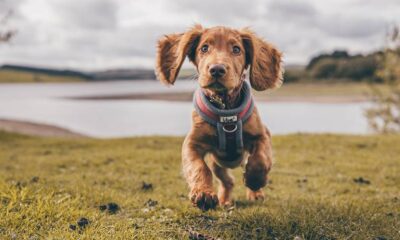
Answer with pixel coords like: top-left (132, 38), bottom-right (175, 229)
top-left (208, 131), bottom-right (251, 160)
top-left (213, 146), bottom-right (248, 168)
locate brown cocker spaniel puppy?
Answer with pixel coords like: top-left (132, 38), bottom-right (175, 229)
top-left (155, 25), bottom-right (283, 211)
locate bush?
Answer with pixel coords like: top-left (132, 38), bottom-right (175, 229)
top-left (309, 58), bottom-right (338, 79)
top-left (306, 50), bottom-right (349, 70)
top-left (365, 26), bottom-right (400, 133)
top-left (283, 68), bottom-right (306, 83)
top-left (308, 52), bottom-right (380, 81)
top-left (336, 55), bottom-right (380, 81)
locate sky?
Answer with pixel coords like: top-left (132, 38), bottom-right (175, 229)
top-left (0, 0), bottom-right (399, 70)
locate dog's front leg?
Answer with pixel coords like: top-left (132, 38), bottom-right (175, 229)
top-left (244, 134), bottom-right (273, 201)
top-left (182, 137), bottom-right (218, 211)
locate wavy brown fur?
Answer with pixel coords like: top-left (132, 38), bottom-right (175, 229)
top-left (155, 25), bottom-right (283, 210)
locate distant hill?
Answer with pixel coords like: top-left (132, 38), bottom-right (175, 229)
top-left (0, 64), bottom-right (158, 83)
top-left (91, 68), bottom-right (155, 80)
top-left (0, 65), bottom-right (89, 83)
top-left (0, 64), bottom-right (93, 80)
top-left (0, 50), bottom-right (384, 84)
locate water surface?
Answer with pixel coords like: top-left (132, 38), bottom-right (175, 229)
top-left (0, 80), bottom-right (370, 137)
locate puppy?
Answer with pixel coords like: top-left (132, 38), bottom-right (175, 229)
top-left (155, 25), bottom-right (283, 211)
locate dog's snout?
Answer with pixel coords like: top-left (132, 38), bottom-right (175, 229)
top-left (209, 64), bottom-right (226, 78)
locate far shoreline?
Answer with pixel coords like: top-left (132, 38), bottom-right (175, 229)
top-left (0, 118), bottom-right (87, 138)
top-left (67, 91), bottom-right (369, 104)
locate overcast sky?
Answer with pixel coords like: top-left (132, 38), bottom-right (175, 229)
top-left (0, 0), bottom-right (399, 70)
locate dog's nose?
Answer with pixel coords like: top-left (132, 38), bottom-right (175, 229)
top-left (209, 64), bottom-right (226, 78)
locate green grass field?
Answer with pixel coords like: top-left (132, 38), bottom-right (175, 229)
top-left (0, 70), bottom-right (85, 83)
top-left (0, 131), bottom-right (399, 239)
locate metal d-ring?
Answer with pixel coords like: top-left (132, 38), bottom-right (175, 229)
top-left (222, 124), bottom-right (238, 133)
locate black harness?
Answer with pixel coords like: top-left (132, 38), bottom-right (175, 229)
top-left (193, 81), bottom-right (254, 153)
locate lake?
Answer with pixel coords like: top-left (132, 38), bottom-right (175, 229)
top-left (0, 80), bottom-right (371, 137)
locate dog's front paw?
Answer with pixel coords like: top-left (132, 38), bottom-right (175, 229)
top-left (190, 189), bottom-right (218, 211)
top-left (247, 189), bottom-right (265, 201)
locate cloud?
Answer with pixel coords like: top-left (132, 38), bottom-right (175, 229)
top-left (265, 0), bottom-right (386, 38)
top-left (169, 0), bottom-right (262, 26)
top-left (254, 0), bottom-right (390, 64)
top-left (267, 0), bottom-right (316, 21)
top-left (49, 0), bottom-right (118, 30)
top-left (318, 15), bottom-right (386, 38)
top-left (0, 0), bottom-right (25, 14)
top-left (0, 0), bottom-right (399, 69)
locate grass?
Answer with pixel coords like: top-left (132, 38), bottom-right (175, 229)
top-left (0, 70), bottom-right (85, 83)
top-left (0, 131), bottom-right (399, 239)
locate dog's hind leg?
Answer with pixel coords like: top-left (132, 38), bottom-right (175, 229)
top-left (209, 155), bottom-right (234, 206)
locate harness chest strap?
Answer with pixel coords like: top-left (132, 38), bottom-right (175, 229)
top-left (193, 81), bottom-right (254, 152)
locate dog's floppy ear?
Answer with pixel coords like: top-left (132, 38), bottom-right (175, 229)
top-left (240, 28), bottom-right (283, 91)
top-left (155, 25), bottom-right (203, 85)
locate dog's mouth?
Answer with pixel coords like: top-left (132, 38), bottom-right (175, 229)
top-left (203, 82), bottom-right (228, 109)
top-left (202, 81), bottom-right (244, 110)
top-left (205, 82), bottom-right (227, 92)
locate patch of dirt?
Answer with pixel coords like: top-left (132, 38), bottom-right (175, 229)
top-left (353, 177), bottom-right (371, 185)
top-left (187, 228), bottom-right (220, 240)
top-left (30, 176), bottom-right (39, 183)
top-left (141, 181), bottom-right (153, 191)
top-left (145, 199), bottom-right (158, 207)
top-left (99, 202), bottom-right (120, 214)
top-left (77, 218), bottom-right (90, 228)
top-left (70, 217), bottom-right (90, 231)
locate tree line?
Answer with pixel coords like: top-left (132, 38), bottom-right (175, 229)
top-left (285, 50), bottom-right (384, 82)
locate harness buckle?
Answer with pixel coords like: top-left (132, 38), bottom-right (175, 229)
top-left (219, 115), bottom-right (237, 123)
top-left (222, 124), bottom-right (238, 133)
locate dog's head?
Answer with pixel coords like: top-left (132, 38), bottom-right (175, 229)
top-left (155, 25), bottom-right (283, 95)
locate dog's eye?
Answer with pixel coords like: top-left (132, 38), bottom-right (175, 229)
top-left (233, 46), bottom-right (241, 54)
top-left (200, 45), bottom-right (209, 53)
